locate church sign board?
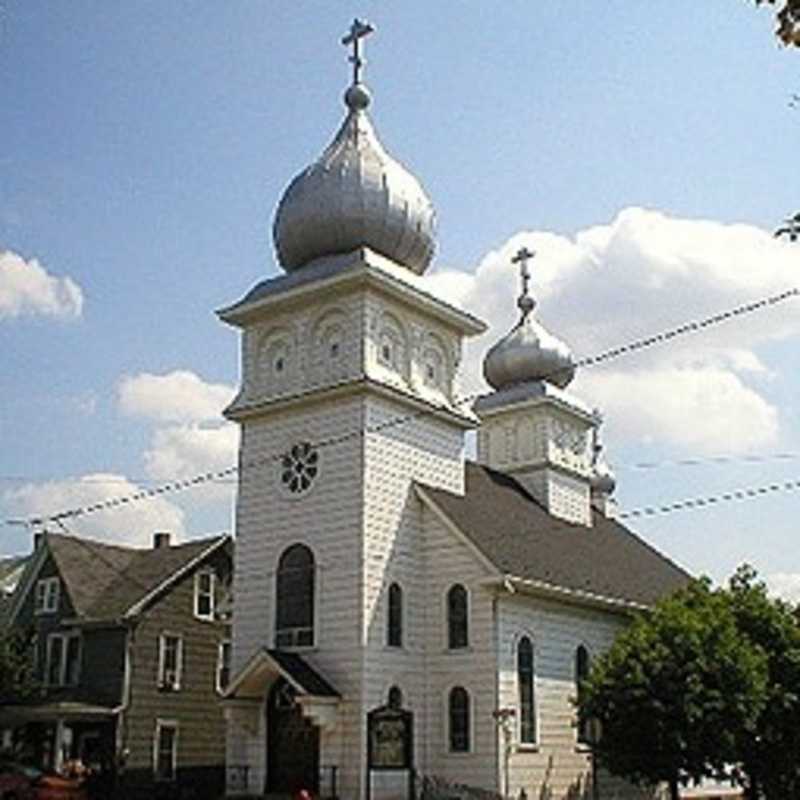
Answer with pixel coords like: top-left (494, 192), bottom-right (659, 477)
top-left (367, 705), bottom-right (413, 770)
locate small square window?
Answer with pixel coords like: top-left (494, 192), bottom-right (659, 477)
top-left (381, 344), bottom-right (392, 362)
top-left (330, 342), bottom-right (340, 358)
top-left (275, 357), bottom-right (284, 373)
top-left (154, 721), bottom-right (178, 781)
top-left (158, 634), bottom-right (183, 691)
top-left (194, 571), bottom-right (215, 620)
top-left (35, 578), bottom-right (60, 614)
top-left (217, 640), bottom-right (231, 693)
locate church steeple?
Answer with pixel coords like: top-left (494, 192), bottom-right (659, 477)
top-left (272, 20), bottom-right (437, 274)
top-left (475, 248), bottom-right (598, 526)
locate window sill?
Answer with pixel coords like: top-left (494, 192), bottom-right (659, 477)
top-left (514, 743), bottom-right (540, 754)
top-left (442, 646), bottom-right (472, 654)
top-left (574, 743), bottom-right (592, 754)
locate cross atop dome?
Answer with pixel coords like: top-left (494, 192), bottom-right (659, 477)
top-left (511, 246), bottom-right (536, 321)
top-left (342, 18), bottom-right (374, 86)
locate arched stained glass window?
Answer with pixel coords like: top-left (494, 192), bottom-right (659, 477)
top-left (518, 635), bottom-right (535, 744)
top-left (449, 686), bottom-right (470, 752)
top-left (387, 582), bottom-right (403, 648)
top-left (275, 544), bottom-right (315, 647)
top-left (575, 645), bottom-right (591, 744)
top-left (447, 584), bottom-right (468, 649)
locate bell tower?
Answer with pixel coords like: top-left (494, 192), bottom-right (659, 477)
top-left (474, 247), bottom-right (609, 526)
top-left (220, 21), bottom-right (485, 799)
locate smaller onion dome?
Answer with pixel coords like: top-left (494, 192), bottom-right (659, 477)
top-left (272, 20), bottom-right (436, 274)
top-left (483, 247), bottom-right (575, 390)
top-left (590, 418), bottom-right (616, 496)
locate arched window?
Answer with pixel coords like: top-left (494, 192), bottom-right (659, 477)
top-left (275, 544), bottom-right (315, 648)
top-left (387, 685), bottom-right (403, 710)
top-left (387, 582), bottom-right (403, 648)
top-left (447, 584), bottom-right (468, 649)
top-left (575, 645), bottom-right (591, 744)
top-left (518, 636), bottom-right (535, 744)
top-left (449, 687), bottom-right (470, 752)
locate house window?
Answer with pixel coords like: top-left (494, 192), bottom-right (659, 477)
top-left (518, 636), bottom-right (536, 744)
top-left (35, 577), bottom-right (60, 614)
top-left (447, 584), bottom-right (468, 649)
top-left (45, 633), bottom-right (81, 687)
top-left (194, 571), bottom-right (215, 620)
top-left (154, 720), bottom-right (178, 781)
top-left (575, 645), bottom-right (591, 745)
top-left (448, 686), bottom-right (470, 752)
top-left (217, 640), bottom-right (232, 694)
top-left (387, 582), bottom-right (403, 648)
top-left (158, 633), bottom-right (183, 691)
top-left (275, 544), bottom-right (315, 648)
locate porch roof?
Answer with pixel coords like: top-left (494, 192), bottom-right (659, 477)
top-left (0, 700), bottom-right (121, 724)
top-left (224, 648), bottom-right (340, 702)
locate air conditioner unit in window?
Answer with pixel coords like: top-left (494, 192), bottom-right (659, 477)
top-left (161, 670), bottom-right (178, 690)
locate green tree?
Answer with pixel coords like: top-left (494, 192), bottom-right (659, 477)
top-left (0, 626), bottom-right (39, 702)
top-left (579, 580), bottom-right (768, 800)
top-left (727, 565), bottom-right (800, 799)
top-left (755, 0), bottom-right (800, 45)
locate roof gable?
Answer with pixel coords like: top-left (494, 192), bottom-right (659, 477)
top-left (10, 533), bottom-right (230, 624)
top-left (418, 462), bottom-right (691, 608)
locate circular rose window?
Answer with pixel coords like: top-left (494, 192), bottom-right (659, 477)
top-left (280, 442), bottom-right (319, 495)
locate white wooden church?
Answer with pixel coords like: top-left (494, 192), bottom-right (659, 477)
top-left (220, 21), bottom-right (688, 800)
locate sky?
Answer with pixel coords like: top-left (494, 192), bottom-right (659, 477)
top-left (2, 2), bottom-right (800, 598)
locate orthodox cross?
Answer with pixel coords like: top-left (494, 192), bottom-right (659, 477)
top-left (511, 246), bottom-right (536, 319)
top-left (342, 18), bottom-right (375, 85)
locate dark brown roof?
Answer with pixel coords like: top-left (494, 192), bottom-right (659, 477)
top-left (420, 462), bottom-right (691, 608)
top-left (267, 650), bottom-right (340, 698)
top-left (44, 533), bottom-right (228, 621)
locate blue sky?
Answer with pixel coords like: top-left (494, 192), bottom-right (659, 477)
top-left (2, 2), bottom-right (800, 596)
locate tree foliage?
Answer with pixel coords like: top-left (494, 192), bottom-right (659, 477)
top-left (0, 626), bottom-right (39, 702)
top-left (756, 0), bottom-right (800, 45)
top-left (579, 579), bottom-right (769, 800)
top-left (579, 568), bottom-right (800, 799)
top-left (726, 566), bottom-right (800, 799)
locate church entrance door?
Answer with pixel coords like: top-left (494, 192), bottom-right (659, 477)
top-left (266, 678), bottom-right (320, 795)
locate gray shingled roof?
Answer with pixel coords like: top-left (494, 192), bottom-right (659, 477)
top-left (420, 462), bottom-right (691, 607)
top-left (44, 533), bottom-right (227, 621)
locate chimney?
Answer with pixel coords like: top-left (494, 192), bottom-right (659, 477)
top-left (153, 531), bottom-right (171, 550)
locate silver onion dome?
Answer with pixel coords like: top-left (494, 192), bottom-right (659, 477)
top-left (483, 247), bottom-right (575, 390)
top-left (272, 21), bottom-right (436, 274)
top-left (590, 423), bottom-right (616, 496)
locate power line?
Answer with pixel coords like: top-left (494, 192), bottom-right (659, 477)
top-left (7, 286), bottom-right (799, 529)
top-left (2, 449), bottom-right (798, 486)
top-left (617, 478), bottom-right (800, 519)
top-left (618, 451), bottom-right (800, 472)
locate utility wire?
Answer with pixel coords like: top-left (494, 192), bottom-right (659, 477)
top-left (3, 449), bottom-right (798, 486)
top-left (617, 478), bottom-right (800, 519)
top-left (7, 286), bottom-right (799, 529)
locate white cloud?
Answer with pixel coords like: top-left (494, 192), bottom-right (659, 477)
top-left (118, 370), bottom-right (236, 424)
top-left (0, 250), bottom-right (83, 319)
top-left (765, 573), bottom-right (800, 605)
top-left (425, 207), bottom-right (798, 453)
top-left (578, 367), bottom-right (779, 452)
top-left (3, 473), bottom-right (186, 548)
top-left (142, 423), bottom-right (239, 506)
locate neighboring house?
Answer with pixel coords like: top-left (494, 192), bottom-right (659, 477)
top-left (0, 530), bottom-right (232, 800)
top-left (0, 556), bottom-right (29, 623)
top-left (219, 24), bottom-right (690, 800)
